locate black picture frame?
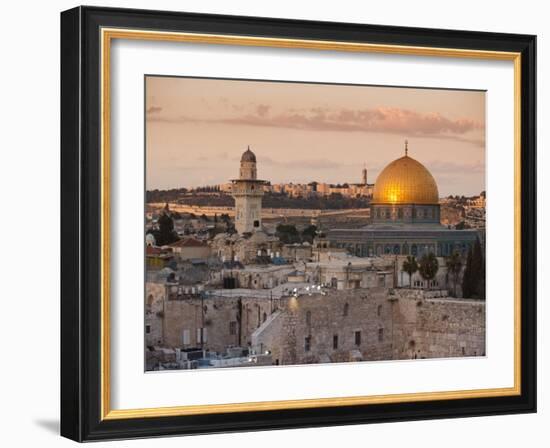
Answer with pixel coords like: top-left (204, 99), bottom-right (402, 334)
top-left (61, 5), bottom-right (536, 442)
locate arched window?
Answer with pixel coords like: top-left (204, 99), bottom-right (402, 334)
top-left (343, 303), bottom-right (349, 317)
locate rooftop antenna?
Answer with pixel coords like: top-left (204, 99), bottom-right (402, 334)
top-left (405, 139), bottom-right (409, 156)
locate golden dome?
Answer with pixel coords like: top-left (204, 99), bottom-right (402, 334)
top-left (372, 154), bottom-right (439, 205)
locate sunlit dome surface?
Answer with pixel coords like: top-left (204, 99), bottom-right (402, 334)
top-left (372, 154), bottom-right (439, 205)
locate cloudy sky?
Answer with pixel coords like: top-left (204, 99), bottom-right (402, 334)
top-left (145, 76), bottom-right (485, 196)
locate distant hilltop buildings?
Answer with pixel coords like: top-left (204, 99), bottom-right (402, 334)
top-left (219, 152), bottom-right (374, 200)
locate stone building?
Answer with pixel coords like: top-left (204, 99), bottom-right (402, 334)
top-left (145, 282), bottom-right (166, 347)
top-left (169, 237), bottom-right (211, 260)
top-left (225, 264), bottom-right (295, 290)
top-left (303, 255), bottom-right (395, 290)
top-left (156, 293), bottom-right (279, 353)
top-left (209, 230), bottom-right (282, 265)
top-left (281, 242), bottom-right (313, 262)
top-left (231, 147), bottom-right (266, 234)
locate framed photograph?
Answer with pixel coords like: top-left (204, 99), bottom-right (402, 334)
top-left (60, 6), bottom-right (536, 441)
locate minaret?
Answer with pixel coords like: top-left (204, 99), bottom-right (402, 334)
top-left (362, 163), bottom-right (368, 185)
top-left (231, 146), bottom-right (266, 234)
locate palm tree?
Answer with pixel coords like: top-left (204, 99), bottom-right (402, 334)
top-left (402, 255), bottom-right (418, 288)
top-left (445, 251), bottom-right (462, 297)
top-left (419, 253), bottom-right (439, 289)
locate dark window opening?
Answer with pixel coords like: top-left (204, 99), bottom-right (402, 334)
top-left (354, 331), bottom-right (361, 346)
top-left (305, 336), bottom-right (311, 352)
top-left (145, 325), bottom-right (151, 334)
top-left (253, 220), bottom-right (260, 227)
top-left (333, 334), bottom-right (338, 350)
top-left (378, 328), bottom-right (384, 342)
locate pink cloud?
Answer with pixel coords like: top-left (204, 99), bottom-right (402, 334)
top-left (146, 106), bottom-right (162, 114)
top-left (219, 106), bottom-right (482, 136)
top-left (147, 104), bottom-right (484, 146)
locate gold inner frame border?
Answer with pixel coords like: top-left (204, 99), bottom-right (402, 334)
top-left (99, 27), bottom-right (522, 421)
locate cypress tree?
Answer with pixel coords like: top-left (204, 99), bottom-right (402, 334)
top-left (461, 238), bottom-right (485, 299)
top-left (156, 212), bottom-right (179, 246)
top-left (462, 248), bottom-right (473, 298)
top-left (474, 239), bottom-right (486, 300)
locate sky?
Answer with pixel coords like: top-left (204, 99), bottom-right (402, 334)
top-left (145, 76), bottom-right (486, 197)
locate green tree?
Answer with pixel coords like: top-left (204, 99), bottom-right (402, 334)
top-left (474, 239), bottom-right (485, 298)
top-left (455, 221), bottom-right (471, 230)
top-left (301, 225), bottom-right (317, 244)
top-left (155, 212), bottom-right (179, 246)
top-left (276, 224), bottom-right (300, 244)
top-left (402, 255), bottom-right (419, 288)
top-left (477, 245), bottom-right (486, 300)
top-left (445, 251), bottom-right (463, 297)
top-left (462, 248), bottom-right (474, 297)
top-left (461, 238), bottom-right (485, 299)
top-left (418, 252), bottom-right (439, 289)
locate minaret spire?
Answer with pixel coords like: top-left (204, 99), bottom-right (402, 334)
top-left (405, 139), bottom-right (409, 156)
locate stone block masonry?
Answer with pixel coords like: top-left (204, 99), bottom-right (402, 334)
top-left (147, 283), bottom-right (485, 366)
top-left (254, 288), bottom-right (485, 364)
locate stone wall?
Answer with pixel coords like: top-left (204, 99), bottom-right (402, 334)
top-left (148, 282), bottom-right (485, 367)
top-left (160, 294), bottom-right (278, 353)
top-left (272, 289), bottom-right (394, 365)
top-left (390, 289), bottom-right (485, 359)
top-left (253, 289), bottom-right (485, 364)
top-left (145, 282), bottom-right (166, 347)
